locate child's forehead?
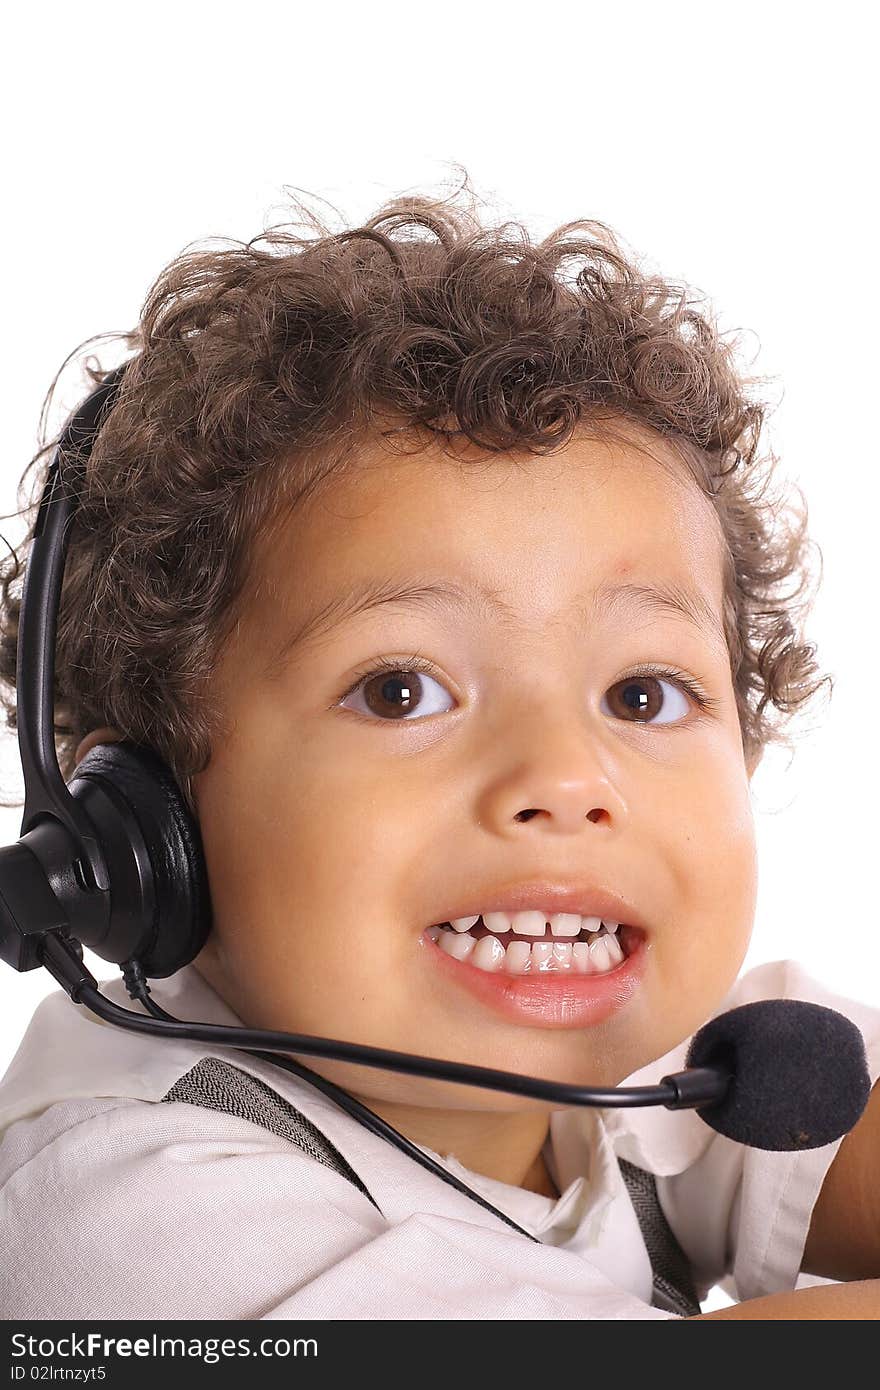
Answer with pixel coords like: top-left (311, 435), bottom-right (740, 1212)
top-left (252, 426), bottom-right (729, 659)
top-left (270, 422), bottom-right (724, 579)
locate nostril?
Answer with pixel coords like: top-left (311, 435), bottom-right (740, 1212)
top-left (515, 809), bottom-right (540, 822)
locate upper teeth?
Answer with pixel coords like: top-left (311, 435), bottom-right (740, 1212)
top-left (448, 911), bottom-right (619, 936)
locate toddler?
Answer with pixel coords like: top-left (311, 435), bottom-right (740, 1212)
top-left (1, 181), bottom-right (878, 1319)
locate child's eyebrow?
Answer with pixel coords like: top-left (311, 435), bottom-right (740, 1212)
top-left (265, 574), bottom-right (726, 679)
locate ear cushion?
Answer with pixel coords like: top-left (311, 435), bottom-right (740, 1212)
top-left (67, 740), bottom-right (213, 978)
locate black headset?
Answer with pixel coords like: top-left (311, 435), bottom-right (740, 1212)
top-left (0, 362), bottom-right (871, 1242)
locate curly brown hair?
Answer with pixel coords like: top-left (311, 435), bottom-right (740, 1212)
top-left (0, 176), bottom-right (830, 819)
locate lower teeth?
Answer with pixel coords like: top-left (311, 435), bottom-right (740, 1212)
top-left (427, 924), bottom-right (626, 976)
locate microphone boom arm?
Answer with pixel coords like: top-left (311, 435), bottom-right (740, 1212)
top-left (39, 931), bottom-right (730, 1112)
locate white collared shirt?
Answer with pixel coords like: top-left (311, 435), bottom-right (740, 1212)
top-left (1, 959), bottom-right (878, 1320)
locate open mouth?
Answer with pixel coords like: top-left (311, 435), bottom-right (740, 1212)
top-left (426, 917), bottom-right (642, 978)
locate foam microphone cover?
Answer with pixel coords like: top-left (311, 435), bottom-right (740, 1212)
top-left (685, 999), bottom-right (871, 1150)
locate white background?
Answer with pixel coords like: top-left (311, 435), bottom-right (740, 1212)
top-left (1, 1), bottom-right (877, 1312)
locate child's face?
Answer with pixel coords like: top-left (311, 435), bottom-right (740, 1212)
top-left (186, 420), bottom-right (759, 1111)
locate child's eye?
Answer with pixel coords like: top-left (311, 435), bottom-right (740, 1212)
top-left (337, 657), bottom-right (454, 721)
top-left (336, 657), bottom-right (715, 725)
top-left (600, 674), bottom-right (691, 725)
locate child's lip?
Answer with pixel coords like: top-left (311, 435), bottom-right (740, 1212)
top-left (423, 926), bottom-right (648, 1029)
top-left (425, 881), bottom-right (648, 932)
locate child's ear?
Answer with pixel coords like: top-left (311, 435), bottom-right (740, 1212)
top-left (73, 726), bottom-right (125, 769)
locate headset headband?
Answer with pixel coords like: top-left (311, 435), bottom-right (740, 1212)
top-left (4, 359), bottom-right (212, 978)
top-left (18, 364), bottom-right (130, 892)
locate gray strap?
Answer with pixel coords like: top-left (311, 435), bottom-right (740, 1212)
top-left (618, 1158), bottom-right (701, 1316)
top-left (161, 1055), bottom-right (381, 1211)
top-left (161, 1055), bottom-right (700, 1316)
